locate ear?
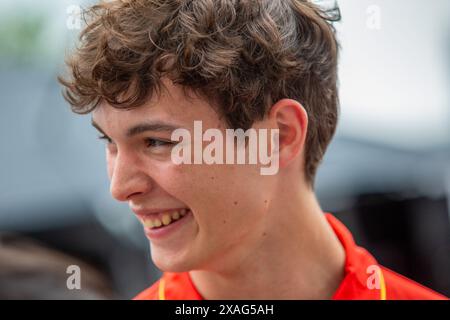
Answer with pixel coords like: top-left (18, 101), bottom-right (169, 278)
top-left (268, 99), bottom-right (308, 168)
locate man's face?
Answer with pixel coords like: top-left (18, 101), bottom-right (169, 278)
top-left (92, 79), bottom-right (276, 272)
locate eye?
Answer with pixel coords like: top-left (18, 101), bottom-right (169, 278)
top-left (98, 134), bottom-right (113, 144)
top-left (145, 138), bottom-right (174, 148)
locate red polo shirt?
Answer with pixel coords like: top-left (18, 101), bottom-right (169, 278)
top-left (134, 213), bottom-right (447, 300)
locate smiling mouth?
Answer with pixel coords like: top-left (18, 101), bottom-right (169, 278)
top-left (141, 208), bottom-right (190, 229)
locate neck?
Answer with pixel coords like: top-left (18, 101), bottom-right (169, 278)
top-left (189, 178), bottom-right (346, 299)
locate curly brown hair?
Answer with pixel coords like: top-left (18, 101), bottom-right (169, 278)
top-left (59, 0), bottom-right (340, 188)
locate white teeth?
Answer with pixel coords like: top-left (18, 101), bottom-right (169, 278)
top-left (144, 220), bottom-right (154, 228)
top-left (171, 211), bottom-right (180, 220)
top-left (161, 213), bottom-right (172, 226)
top-left (144, 209), bottom-right (189, 229)
top-left (153, 219), bottom-right (162, 227)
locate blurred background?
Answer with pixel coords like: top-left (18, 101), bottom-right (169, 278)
top-left (0, 0), bottom-right (449, 299)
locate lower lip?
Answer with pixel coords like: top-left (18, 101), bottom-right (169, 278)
top-left (144, 210), bottom-right (192, 241)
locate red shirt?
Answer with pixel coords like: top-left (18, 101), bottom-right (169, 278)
top-left (134, 213), bottom-right (448, 300)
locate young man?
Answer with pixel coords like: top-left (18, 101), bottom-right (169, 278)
top-left (59, 0), bottom-right (447, 299)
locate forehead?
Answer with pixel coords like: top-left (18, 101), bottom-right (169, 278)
top-left (92, 79), bottom-right (222, 130)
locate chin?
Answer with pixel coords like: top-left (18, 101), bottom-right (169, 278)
top-left (151, 251), bottom-right (196, 273)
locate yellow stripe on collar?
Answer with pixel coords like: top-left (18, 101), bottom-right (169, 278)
top-left (158, 278), bottom-right (166, 300)
top-left (379, 268), bottom-right (387, 300)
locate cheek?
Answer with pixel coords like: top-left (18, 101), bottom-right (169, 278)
top-left (181, 165), bottom-right (262, 222)
top-left (151, 162), bottom-right (267, 229)
top-left (144, 161), bottom-right (193, 196)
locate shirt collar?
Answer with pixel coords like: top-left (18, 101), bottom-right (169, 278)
top-left (325, 213), bottom-right (383, 300)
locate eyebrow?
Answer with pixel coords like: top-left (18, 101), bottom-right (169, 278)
top-left (91, 119), bottom-right (181, 138)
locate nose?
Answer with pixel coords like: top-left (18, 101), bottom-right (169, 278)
top-left (109, 151), bottom-right (152, 202)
